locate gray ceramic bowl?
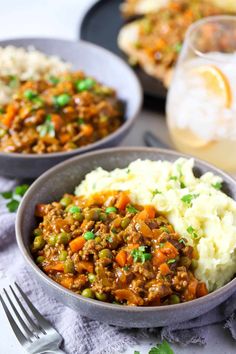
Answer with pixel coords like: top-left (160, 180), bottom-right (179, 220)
top-left (16, 147), bottom-right (236, 328)
top-left (0, 38), bottom-right (142, 179)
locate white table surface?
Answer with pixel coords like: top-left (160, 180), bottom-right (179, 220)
top-left (0, 1), bottom-right (235, 353)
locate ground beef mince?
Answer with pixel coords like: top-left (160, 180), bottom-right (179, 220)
top-left (31, 191), bottom-right (208, 306)
top-left (0, 71), bottom-right (123, 153)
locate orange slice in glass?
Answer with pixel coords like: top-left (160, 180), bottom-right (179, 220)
top-left (192, 65), bottom-right (232, 108)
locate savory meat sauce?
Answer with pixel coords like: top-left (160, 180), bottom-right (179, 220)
top-left (132, 0), bottom-right (229, 77)
top-left (0, 72), bottom-right (123, 153)
top-left (32, 191), bottom-right (208, 306)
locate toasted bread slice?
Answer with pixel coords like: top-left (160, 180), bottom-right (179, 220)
top-left (121, 0), bottom-right (170, 17)
top-left (118, 21), bottom-right (173, 86)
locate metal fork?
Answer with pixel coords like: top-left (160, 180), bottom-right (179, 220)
top-left (0, 282), bottom-right (65, 354)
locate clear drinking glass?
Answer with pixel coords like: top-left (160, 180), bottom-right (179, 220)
top-left (166, 16), bottom-right (236, 172)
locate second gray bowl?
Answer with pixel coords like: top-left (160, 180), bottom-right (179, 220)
top-left (16, 147), bottom-right (236, 328)
top-left (0, 38), bottom-right (142, 178)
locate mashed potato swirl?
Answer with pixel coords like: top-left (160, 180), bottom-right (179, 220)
top-left (75, 158), bottom-right (236, 291)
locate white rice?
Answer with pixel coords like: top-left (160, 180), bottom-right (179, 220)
top-left (0, 45), bottom-right (71, 104)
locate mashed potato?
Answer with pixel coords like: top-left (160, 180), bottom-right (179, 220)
top-left (75, 158), bottom-right (236, 292)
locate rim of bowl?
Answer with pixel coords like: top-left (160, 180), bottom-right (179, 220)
top-left (16, 147), bottom-right (236, 312)
top-left (0, 37), bottom-right (143, 159)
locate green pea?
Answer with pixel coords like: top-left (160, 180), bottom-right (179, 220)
top-left (121, 217), bottom-right (130, 229)
top-left (58, 250), bottom-right (68, 261)
top-left (191, 259), bottom-right (198, 269)
top-left (64, 259), bottom-right (74, 274)
top-left (105, 207), bottom-right (117, 214)
top-left (84, 208), bottom-right (100, 221)
top-left (180, 256), bottom-right (191, 268)
top-left (68, 205), bottom-right (81, 214)
top-left (48, 76), bottom-right (59, 85)
top-left (0, 128), bottom-right (7, 138)
top-left (81, 288), bottom-right (95, 299)
top-left (56, 93), bottom-right (71, 107)
top-left (99, 212), bottom-right (107, 222)
top-left (33, 236), bottom-right (45, 251)
top-left (94, 236), bottom-right (101, 244)
top-left (36, 256), bottom-right (45, 264)
top-left (99, 248), bottom-right (113, 259)
top-left (60, 196), bottom-right (72, 207)
top-left (88, 273), bottom-right (96, 283)
top-left (72, 212), bottom-right (84, 221)
top-left (170, 294), bottom-right (180, 304)
top-left (24, 89), bottom-right (38, 100)
top-left (76, 78), bottom-right (95, 92)
top-left (95, 292), bottom-right (107, 301)
top-left (84, 231), bottom-right (95, 241)
top-left (33, 228), bottom-right (42, 236)
top-left (48, 234), bottom-right (57, 246)
top-left (58, 232), bottom-right (71, 245)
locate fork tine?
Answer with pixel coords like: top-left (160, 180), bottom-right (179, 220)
top-left (10, 285), bottom-right (42, 335)
top-left (15, 283), bottom-right (49, 332)
top-left (0, 294), bottom-right (29, 345)
top-left (3, 288), bottom-right (37, 340)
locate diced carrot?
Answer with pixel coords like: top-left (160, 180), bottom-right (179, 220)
top-left (35, 203), bottom-right (47, 217)
top-left (51, 114), bottom-right (63, 131)
top-left (60, 277), bottom-right (74, 289)
top-left (59, 133), bottom-right (71, 144)
top-left (114, 289), bottom-right (144, 306)
top-left (76, 261), bottom-right (94, 273)
top-left (115, 192), bottom-right (130, 211)
top-left (159, 263), bottom-right (171, 276)
top-left (135, 220), bottom-right (152, 238)
top-left (155, 38), bottom-right (166, 51)
top-left (196, 282), bottom-right (208, 298)
top-left (134, 210), bottom-right (148, 221)
top-left (128, 243), bottom-right (140, 250)
top-left (81, 124), bottom-right (94, 136)
top-left (152, 249), bottom-right (167, 266)
top-left (44, 262), bottom-right (64, 273)
top-left (2, 105), bottom-right (18, 128)
top-left (186, 278), bottom-right (198, 300)
top-left (80, 219), bottom-right (89, 228)
top-left (161, 241), bottom-right (179, 259)
top-left (69, 236), bottom-right (86, 253)
top-left (144, 205), bottom-right (156, 218)
top-left (115, 250), bottom-right (127, 267)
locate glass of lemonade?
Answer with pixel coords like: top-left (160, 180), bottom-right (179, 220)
top-left (166, 16), bottom-right (236, 172)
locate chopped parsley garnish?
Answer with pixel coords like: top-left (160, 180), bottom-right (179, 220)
top-left (181, 194), bottom-right (198, 205)
top-left (187, 226), bottom-right (199, 239)
top-left (148, 340), bottom-right (174, 354)
top-left (107, 236), bottom-right (113, 243)
top-left (37, 115), bottom-right (55, 137)
top-left (212, 182), bottom-right (222, 190)
top-left (174, 42), bottom-right (182, 53)
top-left (152, 189), bottom-right (161, 196)
top-left (159, 242), bottom-right (165, 248)
top-left (131, 246), bottom-right (152, 263)
top-left (1, 184), bottom-right (29, 212)
top-left (126, 205), bottom-right (139, 214)
top-left (167, 258), bottom-right (176, 264)
top-left (78, 118), bottom-right (85, 125)
top-left (178, 238), bottom-right (186, 245)
top-left (169, 176), bottom-right (178, 181)
top-left (48, 75), bottom-right (60, 85)
top-left (160, 226), bottom-right (170, 233)
top-left (123, 265), bottom-right (130, 271)
top-left (8, 75), bottom-right (19, 89)
top-left (24, 89), bottom-right (38, 100)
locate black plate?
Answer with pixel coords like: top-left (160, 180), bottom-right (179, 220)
top-left (79, 0), bottom-right (167, 107)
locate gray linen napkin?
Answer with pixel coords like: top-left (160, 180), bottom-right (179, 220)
top-left (0, 176), bottom-right (236, 354)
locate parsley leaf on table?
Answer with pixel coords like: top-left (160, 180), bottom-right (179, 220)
top-left (1, 184), bottom-right (29, 212)
top-left (148, 340), bottom-right (174, 354)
